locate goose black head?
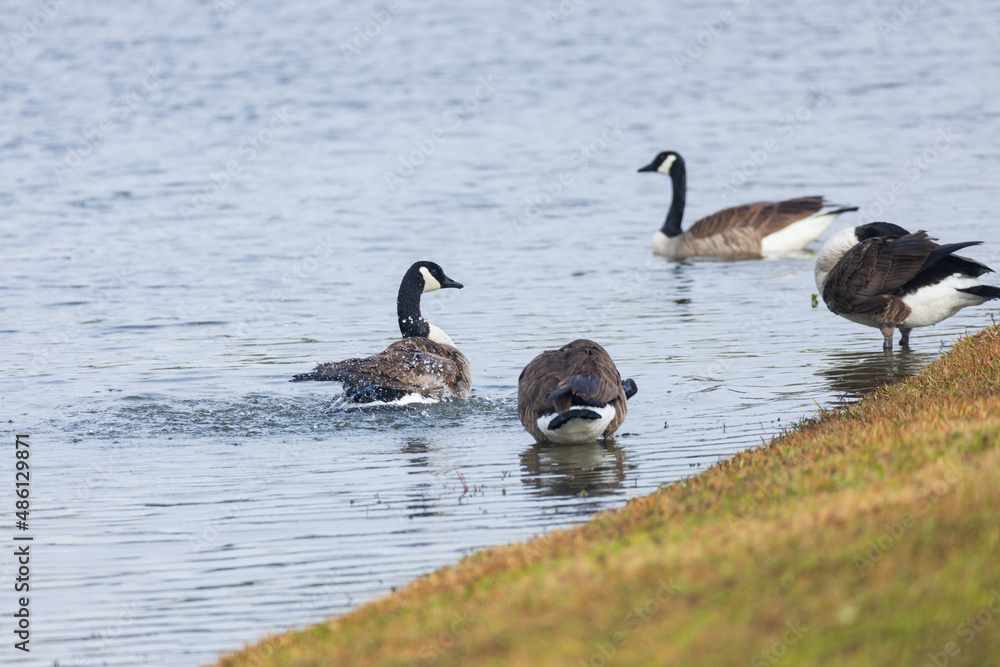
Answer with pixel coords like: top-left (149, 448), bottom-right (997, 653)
top-left (407, 261), bottom-right (464, 293)
top-left (397, 261), bottom-right (463, 341)
top-left (638, 151), bottom-right (684, 176)
top-left (854, 222), bottom-right (912, 241)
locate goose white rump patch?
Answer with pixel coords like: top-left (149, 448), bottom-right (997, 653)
top-left (762, 210), bottom-right (839, 254)
top-left (901, 274), bottom-right (990, 328)
top-left (537, 404), bottom-right (616, 445)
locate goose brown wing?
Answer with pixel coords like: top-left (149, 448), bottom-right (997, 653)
top-left (822, 231), bottom-right (943, 314)
top-left (686, 196), bottom-right (825, 239)
top-left (551, 340), bottom-right (625, 408)
top-left (517, 350), bottom-right (566, 423)
top-left (310, 337), bottom-right (468, 394)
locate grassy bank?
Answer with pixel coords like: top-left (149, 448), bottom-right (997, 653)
top-left (216, 326), bottom-right (1000, 667)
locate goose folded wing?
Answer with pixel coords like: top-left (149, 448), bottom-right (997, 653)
top-left (823, 232), bottom-right (940, 313)
top-left (518, 352), bottom-right (565, 414)
top-left (534, 343), bottom-right (624, 414)
top-left (687, 196), bottom-right (825, 239)
top-left (313, 338), bottom-right (463, 392)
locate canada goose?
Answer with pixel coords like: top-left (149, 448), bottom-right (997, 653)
top-left (815, 222), bottom-right (1000, 350)
top-left (637, 151), bottom-right (858, 258)
top-left (517, 339), bottom-right (637, 444)
top-left (292, 261), bottom-right (471, 402)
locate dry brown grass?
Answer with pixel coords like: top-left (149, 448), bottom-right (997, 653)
top-left (214, 326), bottom-right (1000, 667)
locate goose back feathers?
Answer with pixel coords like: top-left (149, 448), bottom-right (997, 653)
top-left (292, 261), bottom-right (470, 402)
top-left (815, 223), bottom-right (1000, 349)
top-left (517, 340), bottom-right (636, 444)
top-left (638, 151), bottom-right (857, 258)
top-left (299, 337), bottom-right (470, 402)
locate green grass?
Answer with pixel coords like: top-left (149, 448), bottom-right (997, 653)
top-left (214, 326), bottom-right (1000, 667)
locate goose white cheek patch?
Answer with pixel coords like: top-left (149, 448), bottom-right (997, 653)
top-left (657, 154), bottom-right (676, 174)
top-left (419, 266), bottom-right (442, 292)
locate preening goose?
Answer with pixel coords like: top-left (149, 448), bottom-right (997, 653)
top-left (815, 222), bottom-right (1000, 350)
top-left (292, 261), bottom-right (471, 402)
top-left (638, 151), bottom-right (858, 258)
top-left (517, 340), bottom-right (637, 444)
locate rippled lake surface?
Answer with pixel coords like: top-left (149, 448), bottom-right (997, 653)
top-left (3, 1), bottom-right (999, 664)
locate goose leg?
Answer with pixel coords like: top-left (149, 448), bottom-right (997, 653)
top-left (880, 326), bottom-right (896, 351)
top-left (899, 327), bottom-right (912, 348)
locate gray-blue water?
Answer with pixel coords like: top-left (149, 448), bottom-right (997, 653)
top-left (2, 1), bottom-right (999, 664)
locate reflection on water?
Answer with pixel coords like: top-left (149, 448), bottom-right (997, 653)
top-left (819, 349), bottom-right (938, 398)
top-left (520, 439), bottom-right (632, 500)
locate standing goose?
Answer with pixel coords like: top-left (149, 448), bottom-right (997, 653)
top-left (638, 151), bottom-right (858, 258)
top-left (292, 261), bottom-right (471, 402)
top-left (517, 340), bottom-right (637, 444)
top-left (815, 222), bottom-right (1000, 350)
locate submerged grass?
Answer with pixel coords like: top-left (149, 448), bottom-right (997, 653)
top-left (215, 326), bottom-right (1000, 667)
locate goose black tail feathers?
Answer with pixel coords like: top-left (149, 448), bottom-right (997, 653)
top-left (925, 240), bottom-right (984, 267)
top-left (291, 371), bottom-right (338, 382)
top-left (622, 378), bottom-right (638, 399)
top-left (547, 409), bottom-right (603, 430)
top-left (547, 375), bottom-right (603, 414)
top-left (959, 285), bottom-right (1000, 300)
top-left (546, 376), bottom-right (638, 414)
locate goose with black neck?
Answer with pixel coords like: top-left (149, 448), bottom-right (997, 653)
top-left (638, 150), bottom-right (857, 258)
top-left (292, 261), bottom-right (471, 403)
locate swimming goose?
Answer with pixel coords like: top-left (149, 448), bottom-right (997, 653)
top-left (815, 222), bottom-right (1000, 350)
top-left (292, 261), bottom-right (471, 402)
top-left (638, 151), bottom-right (857, 258)
top-left (517, 339), bottom-right (637, 444)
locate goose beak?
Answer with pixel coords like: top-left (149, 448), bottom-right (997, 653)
top-left (637, 161), bottom-right (658, 173)
top-left (440, 276), bottom-right (464, 289)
